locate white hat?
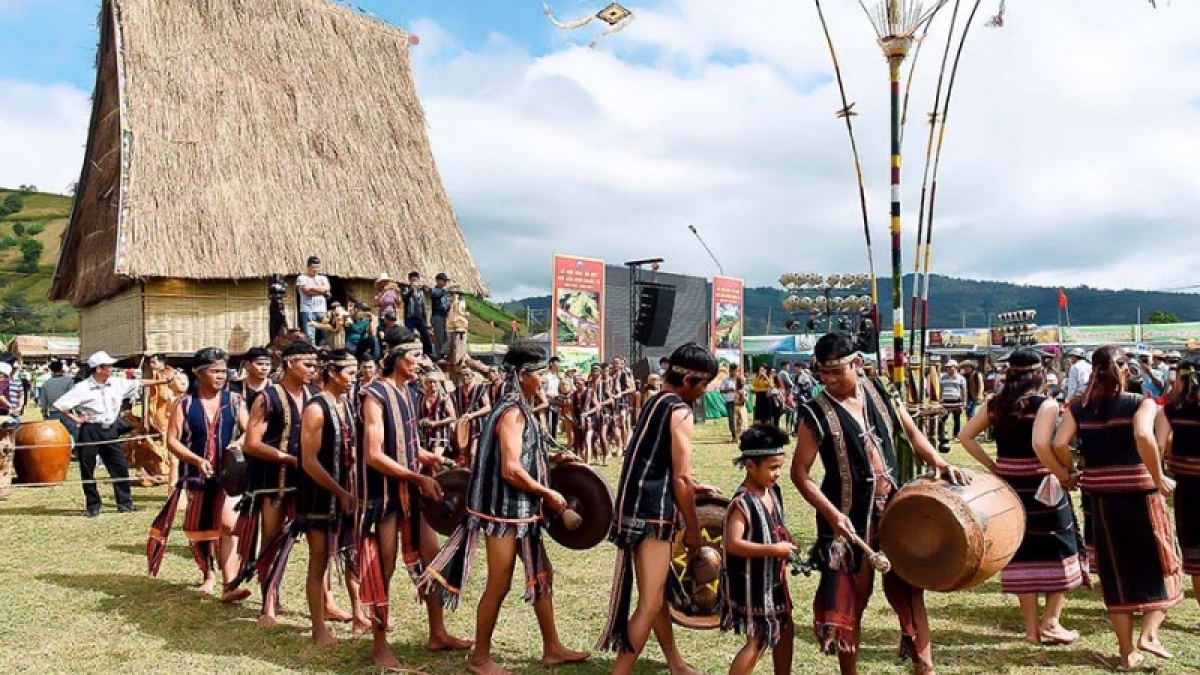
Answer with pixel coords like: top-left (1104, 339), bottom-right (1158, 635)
top-left (374, 273), bottom-right (391, 286)
top-left (0, 363), bottom-right (11, 377)
top-left (87, 351), bottom-right (118, 369)
top-left (945, 359), bottom-right (958, 367)
top-left (1067, 347), bottom-right (1086, 359)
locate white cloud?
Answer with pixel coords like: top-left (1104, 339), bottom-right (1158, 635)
top-left (4, 1), bottom-right (1199, 302)
top-left (0, 78), bottom-right (90, 194)
top-left (412, 0), bottom-right (1200, 298)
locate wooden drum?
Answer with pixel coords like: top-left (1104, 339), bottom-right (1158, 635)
top-left (13, 420), bottom-right (73, 486)
top-left (878, 472), bottom-right (1024, 592)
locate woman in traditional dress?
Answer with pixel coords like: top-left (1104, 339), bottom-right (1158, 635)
top-left (1053, 345), bottom-right (1182, 670)
top-left (959, 348), bottom-right (1083, 645)
top-left (1156, 353), bottom-right (1200, 611)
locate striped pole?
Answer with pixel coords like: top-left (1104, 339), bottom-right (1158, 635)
top-left (888, 51), bottom-right (906, 391)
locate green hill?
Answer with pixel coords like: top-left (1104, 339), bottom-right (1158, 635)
top-left (0, 187), bottom-right (76, 334)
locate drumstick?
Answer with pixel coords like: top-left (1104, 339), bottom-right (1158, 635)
top-left (845, 531), bottom-right (892, 574)
top-left (560, 508), bottom-right (583, 531)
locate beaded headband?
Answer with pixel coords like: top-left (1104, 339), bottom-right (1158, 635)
top-left (732, 446), bottom-right (786, 465)
top-left (669, 364), bottom-right (714, 379)
top-left (1006, 363), bottom-right (1043, 374)
top-left (323, 356), bottom-right (359, 368)
top-left (519, 360), bottom-right (551, 374)
top-left (816, 353), bottom-right (858, 368)
top-left (390, 341), bottom-right (424, 353)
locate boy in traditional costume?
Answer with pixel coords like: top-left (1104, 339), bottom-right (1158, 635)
top-left (599, 342), bottom-right (718, 675)
top-left (358, 330), bottom-right (471, 670)
top-left (147, 347), bottom-right (251, 603)
top-left (297, 349), bottom-right (361, 647)
top-left (721, 424), bottom-right (798, 675)
top-left (791, 332), bottom-right (969, 675)
top-left (419, 341), bottom-right (589, 675)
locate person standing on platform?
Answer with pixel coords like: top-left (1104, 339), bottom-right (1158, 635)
top-left (297, 255), bottom-right (331, 345)
top-left (53, 351), bottom-right (167, 517)
top-left (430, 273), bottom-right (452, 357)
top-left (402, 271), bottom-right (434, 356)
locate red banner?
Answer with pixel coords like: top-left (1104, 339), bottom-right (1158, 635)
top-left (550, 254), bottom-right (605, 370)
top-left (711, 275), bottom-right (744, 367)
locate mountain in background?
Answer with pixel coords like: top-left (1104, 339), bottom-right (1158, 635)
top-left (505, 274), bottom-right (1200, 336)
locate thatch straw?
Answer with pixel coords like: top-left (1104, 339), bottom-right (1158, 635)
top-left (52, 0), bottom-right (486, 308)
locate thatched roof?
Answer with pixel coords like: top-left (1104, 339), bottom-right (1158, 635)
top-left (7, 335), bottom-right (81, 360)
top-left (52, 0), bottom-right (486, 308)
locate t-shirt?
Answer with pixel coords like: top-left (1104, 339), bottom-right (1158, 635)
top-left (430, 286), bottom-right (451, 318)
top-left (940, 373), bottom-right (966, 404)
top-left (542, 372), bottom-right (561, 399)
top-left (720, 376), bottom-right (738, 403)
top-left (296, 273), bottom-right (329, 314)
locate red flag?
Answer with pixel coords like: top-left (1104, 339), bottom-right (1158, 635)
top-left (1058, 289), bottom-right (1069, 309)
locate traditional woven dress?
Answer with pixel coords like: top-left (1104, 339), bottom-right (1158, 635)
top-left (147, 390), bottom-right (240, 578)
top-left (296, 393), bottom-right (357, 556)
top-left (992, 395), bottom-right (1086, 594)
top-left (798, 378), bottom-right (920, 662)
top-left (1165, 402), bottom-right (1200, 576)
top-left (597, 390), bottom-right (690, 653)
top-left (355, 378), bottom-right (425, 629)
top-left (419, 392), bottom-right (551, 611)
top-left (1071, 394), bottom-right (1183, 613)
top-left (720, 484), bottom-right (793, 649)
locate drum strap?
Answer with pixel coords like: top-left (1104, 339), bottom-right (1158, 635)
top-left (814, 394), bottom-right (853, 519)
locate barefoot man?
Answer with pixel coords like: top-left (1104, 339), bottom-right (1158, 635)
top-left (243, 340), bottom-right (351, 628)
top-left (358, 329), bottom-right (472, 670)
top-left (598, 342), bottom-right (717, 675)
top-left (791, 332), bottom-right (970, 675)
top-left (297, 349), bottom-right (362, 648)
top-left (147, 347), bottom-right (251, 603)
top-left (420, 341), bottom-right (590, 675)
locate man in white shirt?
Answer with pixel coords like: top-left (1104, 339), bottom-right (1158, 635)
top-left (542, 356), bottom-right (563, 437)
top-left (296, 255), bottom-right (331, 344)
top-left (939, 360), bottom-right (968, 436)
top-left (54, 351), bottom-right (166, 517)
top-left (1063, 347), bottom-right (1092, 406)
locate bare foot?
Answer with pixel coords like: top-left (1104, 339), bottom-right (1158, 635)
top-left (311, 630), bottom-right (338, 649)
top-left (352, 617), bottom-right (373, 637)
top-left (220, 588), bottom-right (252, 604)
top-left (372, 642), bottom-right (402, 670)
top-left (667, 664), bottom-right (705, 675)
top-left (256, 614), bottom-right (278, 629)
top-left (427, 633), bottom-right (473, 651)
top-left (1117, 651), bottom-right (1145, 671)
top-left (541, 646), bottom-right (590, 666)
top-left (1040, 625), bottom-right (1079, 645)
top-left (197, 579), bottom-right (216, 596)
top-left (1137, 637), bottom-right (1174, 659)
top-left (466, 656), bottom-right (513, 675)
top-left (325, 604), bottom-right (353, 622)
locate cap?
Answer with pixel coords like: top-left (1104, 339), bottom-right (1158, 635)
top-left (1067, 347), bottom-right (1086, 359)
top-left (945, 359), bottom-right (958, 368)
top-left (307, 255), bottom-right (321, 266)
top-left (87, 351), bottom-right (118, 369)
top-left (435, 272), bottom-right (450, 282)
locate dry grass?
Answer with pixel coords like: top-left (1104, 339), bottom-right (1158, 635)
top-left (53, 0), bottom-right (485, 308)
top-left (2, 421), bottom-right (1198, 674)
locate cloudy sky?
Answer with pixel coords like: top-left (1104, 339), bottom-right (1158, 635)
top-left (2, 0), bottom-right (1198, 300)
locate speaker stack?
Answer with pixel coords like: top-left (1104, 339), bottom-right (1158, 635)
top-left (633, 282), bottom-right (676, 348)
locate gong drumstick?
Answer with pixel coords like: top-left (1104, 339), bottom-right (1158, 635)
top-left (559, 508), bottom-right (582, 531)
top-left (845, 531), bottom-right (892, 574)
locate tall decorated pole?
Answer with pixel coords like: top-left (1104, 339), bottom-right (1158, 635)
top-left (886, 33), bottom-right (909, 389)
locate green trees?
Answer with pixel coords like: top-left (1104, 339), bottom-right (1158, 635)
top-left (17, 238), bottom-right (43, 273)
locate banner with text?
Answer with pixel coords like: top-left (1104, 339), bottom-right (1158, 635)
top-left (551, 255), bottom-right (605, 370)
top-left (711, 275), bottom-right (744, 367)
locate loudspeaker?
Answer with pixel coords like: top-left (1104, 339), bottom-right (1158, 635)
top-left (634, 283), bottom-right (676, 347)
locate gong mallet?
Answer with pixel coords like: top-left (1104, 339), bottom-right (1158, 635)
top-left (846, 531), bottom-right (892, 574)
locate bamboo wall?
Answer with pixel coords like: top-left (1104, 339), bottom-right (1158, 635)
top-left (143, 279), bottom-right (270, 355)
top-left (80, 286), bottom-right (144, 358)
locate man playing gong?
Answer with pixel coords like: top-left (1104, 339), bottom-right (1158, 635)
top-left (791, 332), bottom-right (969, 675)
top-left (419, 341), bottom-right (589, 675)
top-left (598, 342), bottom-right (718, 675)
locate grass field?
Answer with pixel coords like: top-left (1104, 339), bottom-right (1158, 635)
top-left (1, 421), bottom-right (1197, 674)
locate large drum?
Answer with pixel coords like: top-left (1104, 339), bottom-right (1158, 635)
top-left (878, 472), bottom-right (1025, 592)
top-left (13, 420), bottom-right (73, 486)
top-left (668, 495), bottom-right (729, 630)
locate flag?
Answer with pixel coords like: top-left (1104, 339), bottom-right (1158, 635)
top-left (1057, 289), bottom-right (1068, 309)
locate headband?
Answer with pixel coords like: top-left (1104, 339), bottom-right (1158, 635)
top-left (390, 341), bottom-right (424, 354)
top-left (322, 356), bottom-right (359, 369)
top-left (731, 446), bottom-right (786, 465)
top-left (516, 359), bottom-right (550, 374)
top-left (193, 360), bottom-right (227, 374)
top-left (1006, 363), bottom-right (1043, 374)
top-left (816, 353), bottom-right (858, 368)
top-left (669, 364), bottom-right (713, 379)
